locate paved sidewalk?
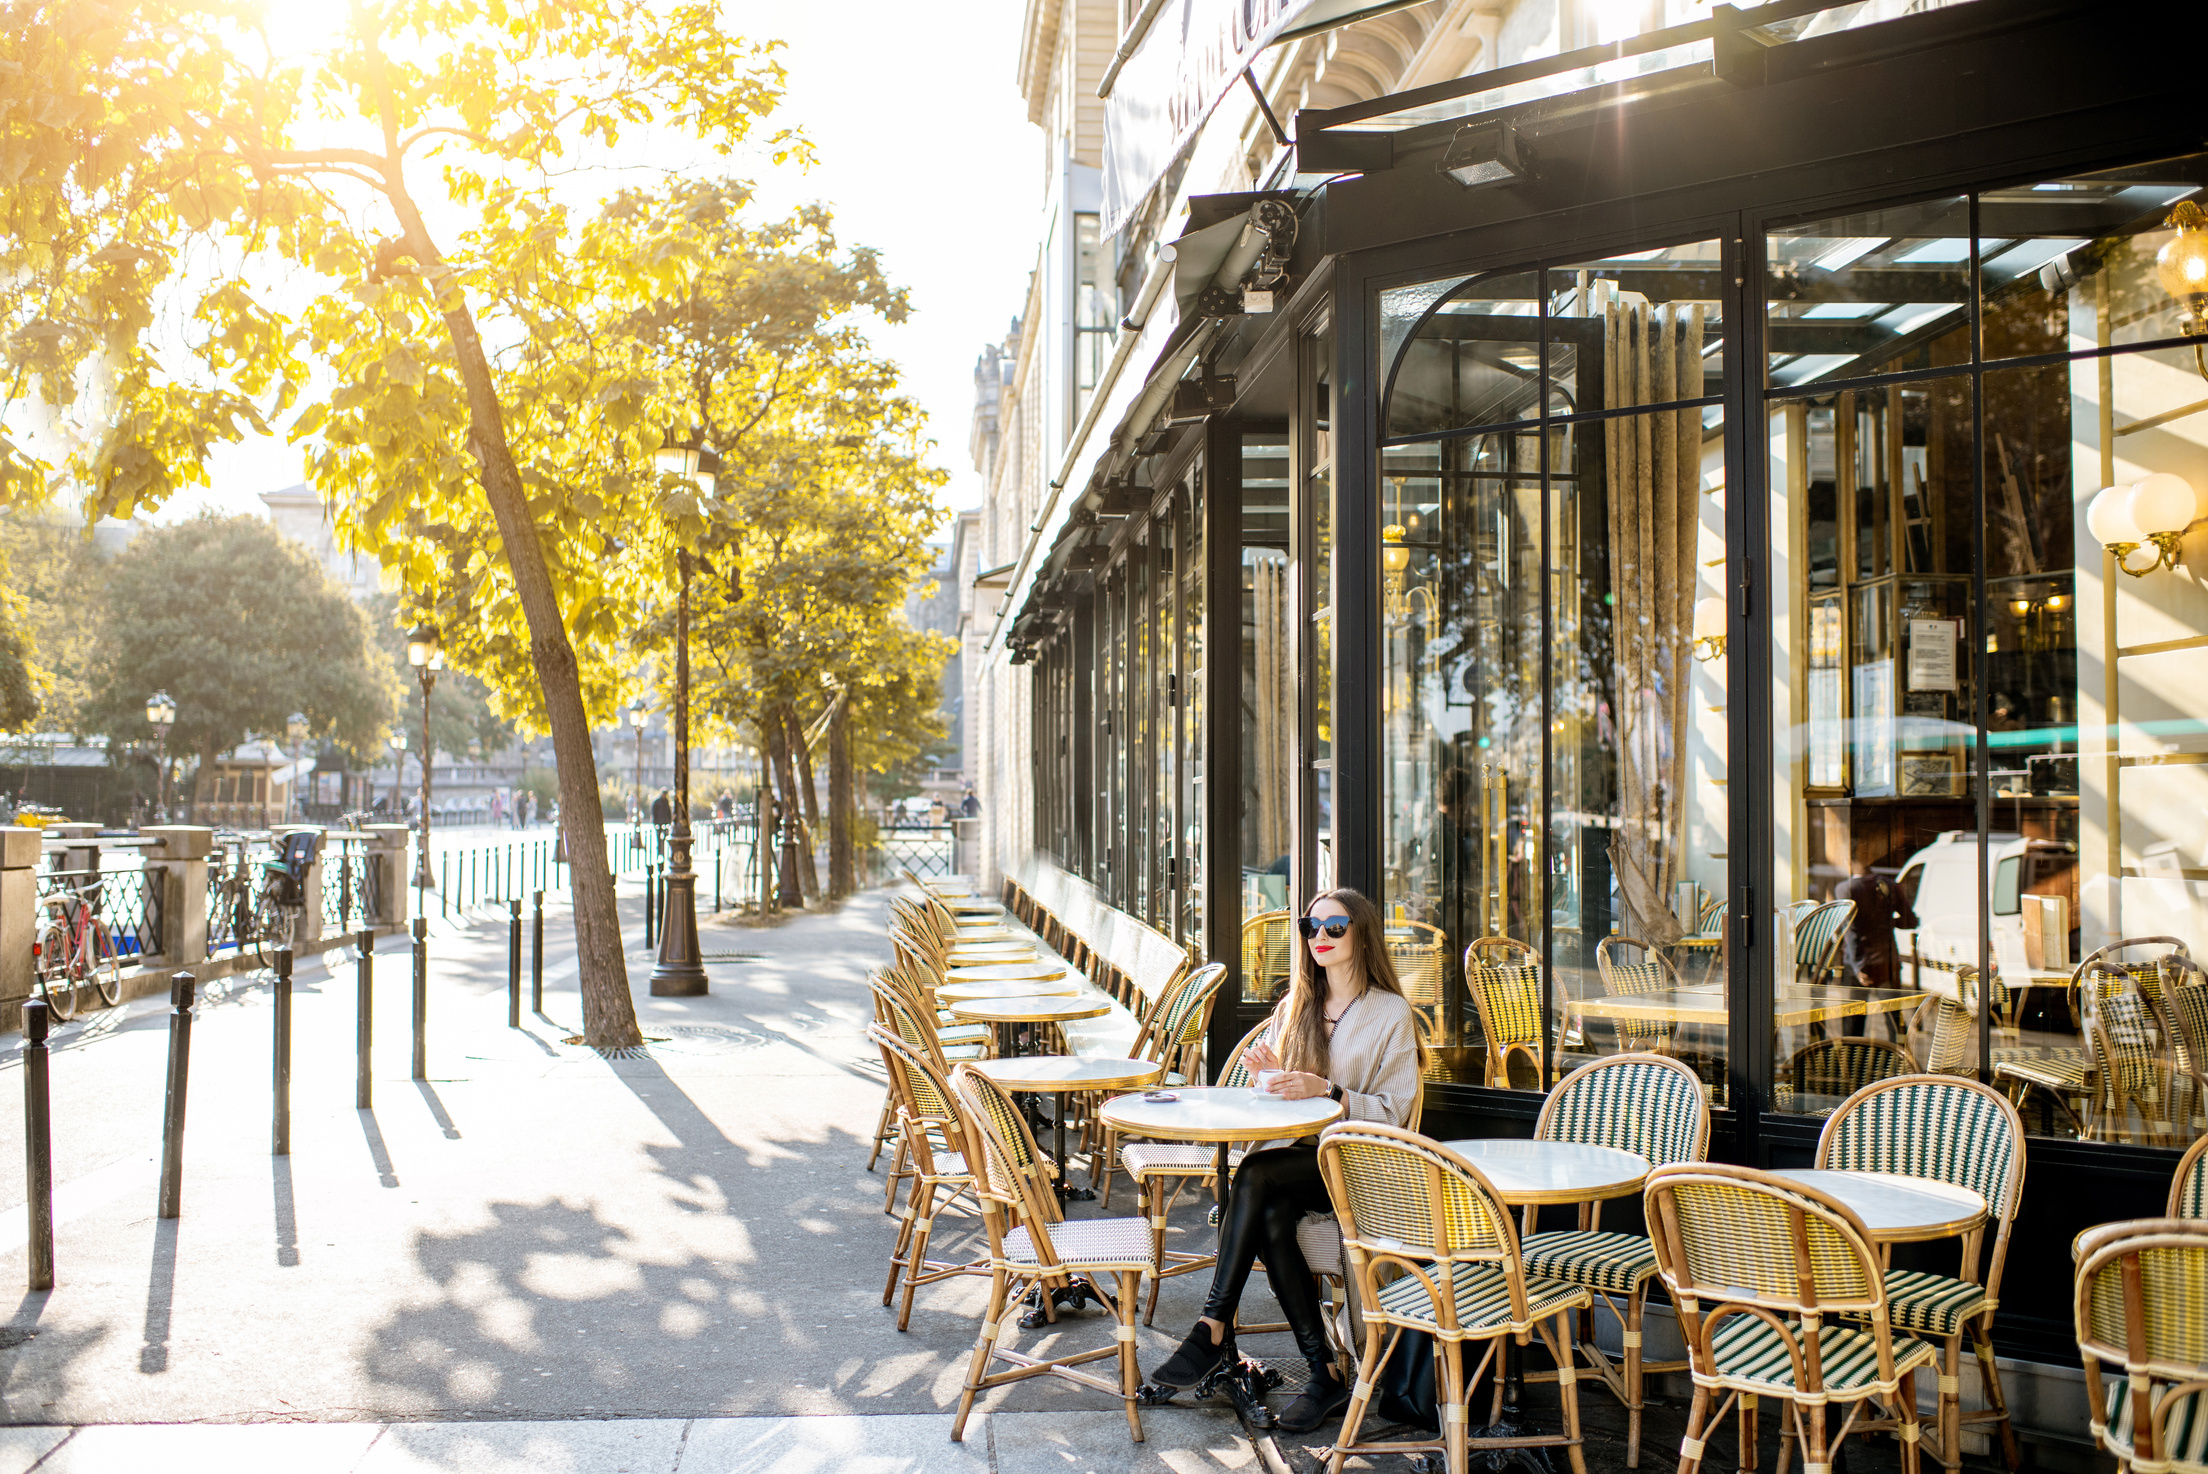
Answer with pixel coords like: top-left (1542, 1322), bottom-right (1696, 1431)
top-left (0, 881), bottom-right (1272, 1470)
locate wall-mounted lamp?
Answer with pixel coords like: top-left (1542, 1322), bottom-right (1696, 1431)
top-left (2088, 473), bottom-right (2197, 577)
top-left (1438, 121), bottom-right (1532, 191)
top-left (1381, 524), bottom-right (1436, 625)
top-left (2160, 200), bottom-right (2208, 381)
top-left (1691, 596), bottom-right (1727, 661)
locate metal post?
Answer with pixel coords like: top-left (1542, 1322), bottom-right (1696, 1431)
top-left (531, 890), bottom-right (544, 1013)
top-left (23, 998), bottom-right (52, 1291)
top-left (410, 917), bottom-right (427, 1081)
top-left (356, 929), bottom-right (373, 1110)
top-left (507, 899), bottom-right (521, 1028)
top-left (157, 971), bottom-right (196, 1220)
top-left (273, 947), bottom-right (293, 1156)
top-left (441, 851), bottom-right (449, 919)
top-left (645, 863), bottom-right (657, 951)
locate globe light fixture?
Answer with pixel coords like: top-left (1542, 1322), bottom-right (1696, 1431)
top-left (2159, 201), bottom-right (2208, 332)
top-left (146, 691), bottom-right (176, 730)
top-left (2089, 475), bottom-right (2197, 577)
top-left (145, 691), bottom-right (177, 822)
top-left (405, 620), bottom-right (443, 894)
top-left (1691, 596), bottom-right (1728, 661)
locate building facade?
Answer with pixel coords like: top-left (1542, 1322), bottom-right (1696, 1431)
top-left (970, 0), bottom-right (2205, 1412)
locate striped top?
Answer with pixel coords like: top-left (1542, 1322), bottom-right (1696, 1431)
top-left (1263, 986), bottom-right (1421, 1132)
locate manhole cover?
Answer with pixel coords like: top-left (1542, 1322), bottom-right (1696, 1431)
top-left (653, 1023), bottom-right (771, 1054)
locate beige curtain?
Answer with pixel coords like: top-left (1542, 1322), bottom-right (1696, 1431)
top-left (1604, 295), bottom-right (1705, 945)
top-left (1251, 551), bottom-right (1291, 867)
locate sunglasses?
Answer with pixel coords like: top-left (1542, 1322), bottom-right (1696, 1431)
top-left (1298, 917), bottom-right (1352, 940)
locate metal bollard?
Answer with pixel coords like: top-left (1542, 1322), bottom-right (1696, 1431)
top-left (531, 890), bottom-right (544, 1013)
top-left (507, 899), bottom-right (521, 1028)
top-left (23, 998), bottom-right (52, 1290)
top-left (356, 929), bottom-right (373, 1110)
top-left (411, 917), bottom-right (428, 1081)
top-left (273, 947), bottom-right (293, 1156)
top-left (441, 852), bottom-right (450, 919)
top-left (646, 863), bottom-right (658, 950)
top-left (157, 971), bottom-right (196, 1220)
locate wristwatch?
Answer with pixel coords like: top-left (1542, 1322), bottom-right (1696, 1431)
top-left (1328, 1082), bottom-right (1344, 1103)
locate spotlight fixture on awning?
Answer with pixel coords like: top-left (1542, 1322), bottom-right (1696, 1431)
top-left (1438, 121), bottom-right (1532, 191)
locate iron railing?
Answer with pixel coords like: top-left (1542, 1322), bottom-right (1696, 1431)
top-left (320, 842), bottom-right (383, 933)
top-left (38, 864), bottom-right (163, 959)
top-left (205, 836), bottom-right (273, 954)
top-left (880, 825), bottom-right (957, 879)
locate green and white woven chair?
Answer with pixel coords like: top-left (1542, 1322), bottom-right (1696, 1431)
top-left (871, 1026), bottom-right (986, 1331)
top-left (1645, 1163), bottom-right (1936, 1474)
top-left (1519, 1052), bottom-right (1711, 1468)
top-left (2173, 1137), bottom-right (2208, 1220)
top-left (2074, 1218), bottom-right (2208, 1474)
top-left (1782, 1037), bottom-right (1917, 1116)
top-left (1595, 936), bottom-right (1683, 1057)
top-left (1818, 1074), bottom-right (2027, 1471)
top-left (1792, 898), bottom-right (1859, 988)
top-left (1318, 1121), bottom-right (1593, 1474)
top-left (948, 1064), bottom-right (1155, 1446)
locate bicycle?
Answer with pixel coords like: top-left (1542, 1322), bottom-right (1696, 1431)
top-left (33, 881), bottom-right (121, 1020)
top-left (250, 830), bottom-right (321, 967)
top-left (206, 840), bottom-right (259, 957)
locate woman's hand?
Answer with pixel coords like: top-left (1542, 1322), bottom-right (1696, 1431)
top-left (1268, 1070), bottom-right (1332, 1101)
top-left (1244, 1040), bottom-right (1280, 1074)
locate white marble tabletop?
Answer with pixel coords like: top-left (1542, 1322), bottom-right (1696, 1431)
top-left (1769, 1169), bottom-right (1987, 1241)
top-left (1098, 1086), bottom-right (1342, 1144)
top-left (1437, 1138), bottom-right (1652, 1204)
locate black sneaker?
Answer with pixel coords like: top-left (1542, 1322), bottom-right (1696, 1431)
top-left (1148, 1322), bottom-right (1233, 1389)
top-left (1275, 1365), bottom-right (1351, 1433)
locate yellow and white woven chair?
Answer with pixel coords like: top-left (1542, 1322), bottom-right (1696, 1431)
top-left (1465, 941), bottom-right (1545, 1089)
top-left (1818, 1074), bottom-right (2027, 1470)
top-left (1595, 936), bottom-right (1684, 1058)
top-left (948, 1065), bottom-right (1155, 1445)
top-left (871, 1026), bottom-right (985, 1331)
top-left (1644, 1162), bottom-right (1935, 1474)
top-left (2073, 1217), bottom-right (2208, 1474)
top-left (1520, 1052), bottom-right (1711, 1468)
top-left (1241, 909), bottom-right (1294, 1003)
top-left (1317, 1120), bottom-right (1592, 1474)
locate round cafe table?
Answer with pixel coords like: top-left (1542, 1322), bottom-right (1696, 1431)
top-left (1769, 1169), bottom-right (1987, 1245)
top-left (948, 993), bottom-right (1111, 1058)
top-left (938, 977), bottom-right (1083, 1002)
top-left (947, 942), bottom-right (1036, 962)
top-left (1097, 1086), bottom-right (1342, 1212)
top-left (947, 960), bottom-right (1070, 983)
top-left (973, 1055), bottom-right (1165, 1201)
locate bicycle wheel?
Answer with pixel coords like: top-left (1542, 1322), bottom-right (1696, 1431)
top-left (250, 888), bottom-right (281, 967)
top-left (34, 921), bottom-right (76, 1021)
top-left (84, 917), bottom-right (122, 1008)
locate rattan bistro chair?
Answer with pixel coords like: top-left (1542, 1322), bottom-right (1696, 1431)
top-left (2170, 1136), bottom-right (2208, 1220)
top-left (1793, 899), bottom-right (1859, 987)
top-left (1644, 1163), bottom-right (1935, 1474)
top-left (1595, 936), bottom-right (1684, 1056)
top-left (871, 1026), bottom-right (985, 1331)
top-left (1242, 909), bottom-right (1294, 1002)
top-left (1785, 1037), bottom-right (1916, 1113)
top-left (1818, 1075), bottom-right (2027, 1471)
top-left (948, 1065), bottom-right (1155, 1445)
top-left (1520, 1053), bottom-right (1712, 1468)
top-left (1466, 942), bottom-right (1545, 1089)
top-left (1317, 1121), bottom-right (1592, 1474)
top-left (2073, 1218), bottom-right (2208, 1474)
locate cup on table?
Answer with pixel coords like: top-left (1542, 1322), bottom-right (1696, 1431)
top-left (1252, 1068), bottom-right (1282, 1093)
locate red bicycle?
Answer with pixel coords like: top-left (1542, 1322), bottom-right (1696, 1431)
top-left (33, 881), bottom-right (121, 1020)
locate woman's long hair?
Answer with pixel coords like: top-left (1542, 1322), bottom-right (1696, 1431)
top-left (1276, 887), bottom-right (1409, 1077)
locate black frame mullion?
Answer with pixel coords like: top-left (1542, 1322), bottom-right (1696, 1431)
top-left (1726, 218), bottom-right (1771, 1148)
top-left (1204, 417), bottom-right (1245, 1076)
top-left (1336, 278), bottom-right (1381, 901)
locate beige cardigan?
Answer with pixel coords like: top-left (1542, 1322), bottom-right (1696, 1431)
top-left (1264, 986), bottom-right (1421, 1129)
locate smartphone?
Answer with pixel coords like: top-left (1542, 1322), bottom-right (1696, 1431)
top-left (1142, 1091), bottom-right (1179, 1103)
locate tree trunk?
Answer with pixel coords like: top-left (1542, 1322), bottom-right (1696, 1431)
top-left (785, 704), bottom-right (821, 900)
top-left (767, 706), bottom-right (806, 909)
top-left (755, 739), bottom-right (776, 916)
top-left (828, 697), bottom-right (853, 899)
top-left (387, 198), bottom-right (639, 1049)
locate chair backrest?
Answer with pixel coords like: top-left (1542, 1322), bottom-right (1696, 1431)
top-left (1538, 1052), bottom-right (1710, 1166)
top-left (2083, 961), bottom-right (2179, 1112)
top-left (1645, 1162), bottom-right (1885, 1318)
top-left (2149, 955), bottom-right (2208, 1091)
top-left (1468, 935), bottom-right (1537, 967)
top-left (1792, 898), bottom-right (1857, 978)
top-left (1464, 950), bottom-right (1543, 1050)
top-left (280, 829), bottom-right (321, 875)
top-left (2169, 1136), bottom-right (2208, 1219)
top-left (871, 1025), bottom-right (966, 1163)
top-left (2074, 1218), bottom-right (2208, 1385)
top-left (1318, 1121), bottom-right (1519, 1286)
top-left (1217, 1019), bottom-right (1273, 1089)
top-left (1389, 920), bottom-right (1448, 1008)
top-left (1818, 1074), bottom-right (2026, 1294)
top-left (1696, 895), bottom-right (1729, 937)
top-left (950, 1063), bottom-right (1060, 1240)
top-left (1594, 936), bottom-right (1678, 1048)
top-left (872, 979), bottom-right (952, 1067)
top-left (1241, 909), bottom-right (1293, 1001)
top-left (1161, 962), bottom-right (1230, 1082)
top-left (1912, 965), bottom-right (1984, 1075)
top-left (1788, 1037), bottom-right (1916, 1101)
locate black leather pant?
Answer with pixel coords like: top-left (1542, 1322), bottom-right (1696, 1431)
top-left (1200, 1144), bottom-right (1334, 1360)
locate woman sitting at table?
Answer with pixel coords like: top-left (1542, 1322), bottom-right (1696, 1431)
top-left (1147, 886), bottom-right (1423, 1432)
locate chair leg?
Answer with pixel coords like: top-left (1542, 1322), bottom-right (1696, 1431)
top-left (1440, 1330), bottom-right (1469, 1474)
top-left (1741, 1392), bottom-right (1760, 1472)
top-left (1097, 1128), bottom-right (1120, 1207)
top-left (1143, 1176), bottom-right (1167, 1326)
top-left (1119, 1270), bottom-right (1146, 1443)
top-left (1544, 1318), bottom-right (1589, 1474)
top-left (1678, 1386), bottom-right (1711, 1474)
top-left (1940, 1337), bottom-right (1963, 1472)
top-left (1899, 1369), bottom-right (1925, 1474)
top-left (1806, 1401), bottom-right (1829, 1474)
top-left (1330, 1324), bottom-right (1389, 1474)
top-left (1972, 1324), bottom-right (2023, 1469)
top-left (882, 1129), bottom-right (911, 1215)
top-left (883, 1178), bottom-right (918, 1307)
top-left (1625, 1289), bottom-right (1646, 1469)
top-left (897, 1180), bottom-right (939, 1332)
top-left (952, 1269), bottom-right (1011, 1442)
top-left (867, 1092), bottom-right (894, 1171)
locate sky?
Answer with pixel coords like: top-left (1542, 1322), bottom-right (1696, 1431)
top-left (182, 0), bottom-right (1043, 524)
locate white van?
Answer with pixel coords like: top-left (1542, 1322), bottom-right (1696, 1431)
top-left (1893, 831), bottom-right (2079, 975)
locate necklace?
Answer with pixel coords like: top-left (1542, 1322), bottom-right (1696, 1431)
top-left (1323, 990), bottom-right (1362, 1029)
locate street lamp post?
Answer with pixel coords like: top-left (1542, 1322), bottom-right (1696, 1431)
top-left (407, 623), bottom-right (443, 905)
top-left (286, 712), bottom-right (308, 821)
top-left (626, 703), bottom-right (647, 832)
top-left (648, 434), bottom-right (717, 996)
top-left (387, 732), bottom-right (407, 821)
top-left (146, 691), bottom-right (176, 823)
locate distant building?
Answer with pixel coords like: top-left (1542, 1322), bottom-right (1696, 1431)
top-left (260, 483), bottom-right (391, 603)
top-left (905, 510), bottom-right (981, 800)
